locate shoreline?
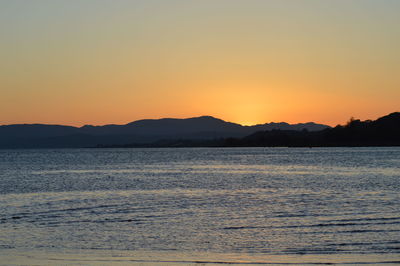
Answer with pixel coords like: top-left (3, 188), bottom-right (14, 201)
top-left (1, 249), bottom-right (400, 266)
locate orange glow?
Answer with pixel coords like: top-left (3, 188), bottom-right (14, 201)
top-left (1, 1), bottom-right (399, 127)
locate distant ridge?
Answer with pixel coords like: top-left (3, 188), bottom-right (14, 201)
top-left (0, 116), bottom-right (329, 148)
top-left (220, 112), bottom-right (400, 147)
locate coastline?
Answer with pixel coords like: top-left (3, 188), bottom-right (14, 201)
top-left (2, 249), bottom-right (400, 266)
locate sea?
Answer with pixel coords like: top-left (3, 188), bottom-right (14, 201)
top-left (0, 147), bottom-right (399, 265)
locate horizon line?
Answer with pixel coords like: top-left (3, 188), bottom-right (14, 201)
top-left (0, 112), bottom-right (362, 128)
top-left (0, 114), bottom-right (331, 128)
top-left (2, 111), bottom-right (398, 128)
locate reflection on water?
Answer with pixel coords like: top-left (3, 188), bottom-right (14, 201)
top-left (0, 147), bottom-right (399, 264)
top-left (1, 249), bottom-right (400, 265)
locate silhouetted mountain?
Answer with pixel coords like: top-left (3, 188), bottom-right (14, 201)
top-left (248, 122), bottom-right (329, 132)
top-left (0, 116), bottom-right (329, 148)
top-left (322, 112), bottom-right (400, 146)
top-left (222, 112), bottom-right (400, 147)
top-left (80, 116), bottom-right (244, 136)
top-left (102, 112), bottom-right (400, 148)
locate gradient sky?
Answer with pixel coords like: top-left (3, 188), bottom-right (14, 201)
top-left (1, 0), bottom-right (399, 126)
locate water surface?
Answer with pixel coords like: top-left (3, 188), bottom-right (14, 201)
top-left (0, 147), bottom-right (399, 264)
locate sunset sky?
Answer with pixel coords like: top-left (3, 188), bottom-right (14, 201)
top-left (1, 0), bottom-right (399, 126)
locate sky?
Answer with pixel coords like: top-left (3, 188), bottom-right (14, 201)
top-left (1, 0), bottom-right (399, 126)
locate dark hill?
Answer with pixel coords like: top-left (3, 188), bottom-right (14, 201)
top-left (0, 116), bottom-right (329, 148)
top-left (323, 112), bottom-right (400, 146)
top-left (223, 112), bottom-right (400, 147)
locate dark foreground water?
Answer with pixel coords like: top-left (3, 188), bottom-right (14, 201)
top-left (0, 147), bottom-right (399, 265)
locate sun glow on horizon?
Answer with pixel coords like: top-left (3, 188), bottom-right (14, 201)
top-left (0, 0), bottom-right (399, 127)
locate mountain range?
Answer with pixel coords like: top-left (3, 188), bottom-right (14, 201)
top-left (217, 112), bottom-right (400, 147)
top-left (0, 116), bottom-right (329, 148)
top-left (98, 112), bottom-right (400, 148)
